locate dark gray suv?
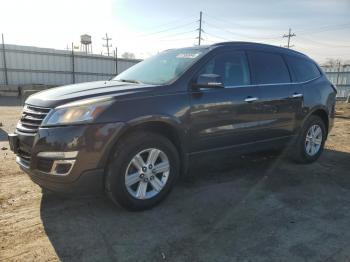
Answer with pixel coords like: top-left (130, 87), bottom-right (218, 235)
top-left (8, 42), bottom-right (336, 210)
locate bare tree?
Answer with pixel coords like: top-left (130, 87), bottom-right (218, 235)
top-left (121, 52), bottom-right (136, 59)
top-left (322, 59), bottom-right (350, 71)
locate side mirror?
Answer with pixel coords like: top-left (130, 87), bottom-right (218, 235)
top-left (193, 74), bottom-right (224, 88)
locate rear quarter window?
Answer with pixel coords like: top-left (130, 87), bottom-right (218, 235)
top-left (285, 55), bottom-right (321, 82)
top-left (247, 51), bottom-right (291, 85)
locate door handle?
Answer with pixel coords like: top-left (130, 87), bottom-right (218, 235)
top-left (244, 97), bottom-right (258, 103)
top-left (290, 93), bottom-right (303, 98)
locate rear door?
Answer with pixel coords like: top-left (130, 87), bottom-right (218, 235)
top-left (189, 50), bottom-right (263, 153)
top-left (284, 55), bottom-right (322, 130)
top-left (247, 50), bottom-right (301, 139)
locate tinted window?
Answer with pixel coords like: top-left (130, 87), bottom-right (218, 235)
top-left (285, 55), bottom-right (321, 82)
top-left (198, 51), bottom-right (250, 87)
top-left (248, 51), bottom-right (291, 84)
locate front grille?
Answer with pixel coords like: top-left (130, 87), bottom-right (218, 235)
top-left (16, 105), bottom-right (51, 134)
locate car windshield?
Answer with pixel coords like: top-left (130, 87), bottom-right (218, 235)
top-left (113, 48), bottom-right (208, 85)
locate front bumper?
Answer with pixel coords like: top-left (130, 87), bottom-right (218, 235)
top-left (9, 122), bottom-right (125, 193)
top-left (19, 162), bottom-right (105, 193)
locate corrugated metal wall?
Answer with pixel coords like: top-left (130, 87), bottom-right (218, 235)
top-left (322, 69), bottom-right (350, 98)
top-left (0, 44), bottom-right (140, 86)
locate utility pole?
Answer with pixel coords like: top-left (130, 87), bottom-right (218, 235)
top-left (102, 33), bottom-right (112, 56)
top-left (283, 28), bottom-right (296, 48)
top-left (197, 11), bottom-right (204, 46)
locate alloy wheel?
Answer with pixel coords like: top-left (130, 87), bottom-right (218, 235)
top-left (305, 124), bottom-right (323, 156)
top-left (124, 148), bottom-right (170, 199)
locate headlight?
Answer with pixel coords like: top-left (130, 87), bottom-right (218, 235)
top-left (42, 96), bottom-right (114, 126)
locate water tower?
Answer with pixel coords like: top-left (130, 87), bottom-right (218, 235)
top-left (80, 34), bottom-right (92, 54)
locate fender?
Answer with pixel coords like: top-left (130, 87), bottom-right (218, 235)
top-left (301, 104), bottom-right (330, 134)
top-left (305, 104), bottom-right (329, 117)
top-left (99, 114), bottom-right (190, 176)
top-left (126, 114), bottom-right (190, 176)
top-left (126, 114), bottom-right (188, 145)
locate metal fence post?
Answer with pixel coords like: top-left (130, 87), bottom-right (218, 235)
top-left (336, 61), bottom-right (341, 86)
top-left (71, 42), bottom-right (75, 84)
top-left (1, 33), bottom-right (9, 85)
top-left (115, 47), bottom-right (118, 75)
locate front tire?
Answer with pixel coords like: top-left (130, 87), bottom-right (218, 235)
top-left (105, 131), bottom-right (180, 211)
top-left (291, 115), bottom-right (326, 163)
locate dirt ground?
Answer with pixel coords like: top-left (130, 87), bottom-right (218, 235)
top-left (1, 102), bottom-right (350, 262)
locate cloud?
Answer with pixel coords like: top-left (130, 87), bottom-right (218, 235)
top-left (0, 0), bottom-right (349, 62)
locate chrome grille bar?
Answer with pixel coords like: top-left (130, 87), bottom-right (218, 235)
top-left (16, 105), bottom-right (51, 134)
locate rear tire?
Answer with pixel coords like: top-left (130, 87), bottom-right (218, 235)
top-left (291, 115), bottom-right (326, 164)
top-left (105, 131), bottom-right (180, 211)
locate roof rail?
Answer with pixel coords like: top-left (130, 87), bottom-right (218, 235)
top-left (210, 41), bottom-right (307, 57)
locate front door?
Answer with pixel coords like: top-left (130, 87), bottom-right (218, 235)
top-left (189, 50), bottom-right (264, 153)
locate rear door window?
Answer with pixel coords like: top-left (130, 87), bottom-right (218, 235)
top-left (247, 51), bottom-right (291, 85)
top-left (198, 51), bottom-right (250, 87)
top-left (285, 55), bottom-right (321, 82)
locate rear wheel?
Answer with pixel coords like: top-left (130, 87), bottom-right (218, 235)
top-left (291, 115), bottom-right (326, 163)
top-left (105, 131), bottom-right (179, 211)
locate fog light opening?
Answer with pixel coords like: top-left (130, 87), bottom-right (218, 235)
top-left (54, 163), bottom-right (72, 175)
top-left (50, 160), bottom-right (75, 176)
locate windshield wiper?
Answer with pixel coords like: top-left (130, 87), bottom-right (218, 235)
top-left (117, 79), bottom-right (142, 84)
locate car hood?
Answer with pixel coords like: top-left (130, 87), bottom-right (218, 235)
top-left (26, 80), bottom-right (158, 108)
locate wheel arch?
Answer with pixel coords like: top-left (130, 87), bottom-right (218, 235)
top-left (101, 116), bottom-right (189, 178)
top-left (305, 106), bottom-right (329, 137)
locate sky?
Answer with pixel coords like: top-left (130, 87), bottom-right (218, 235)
top-left (0, 0), bottom-right (350, 63)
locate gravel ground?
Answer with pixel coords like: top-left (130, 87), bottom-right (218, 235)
top-left (0, 102), bottom-right (350, 262)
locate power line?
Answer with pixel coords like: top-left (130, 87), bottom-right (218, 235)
top-left (136, 20), bottom-right (197, 37)
top-left (204, 12), bottom-right (350, 42)
top-left (153, 30), bottom-right (196, 41)
top-left (203, 31), bottom-right (231, 41)
top-left (205, 12), bottom-right (350, 36)
top-left (283, 28), bottom-right (296, 48)
top-left (203, 38), bottom-right (219, 44)
top-left (157, 37), bottom-right (197, 42)
top-left (297, 36), bottom-right (350, 48)
top-left (138, 17), bottom-right (195, 33)
top-left (204, 20), bottom-right (282, 41)
top-left (297, 23), bottom-right (350, 35)
top-left (204, 12), bottom-right (287, 39)
top-left (295, 46), bottom-right (350, 57)
top-left (156, 29), bottom-right (195, 39)
top-left (203, 12), bottom-right (263, 30)
top-left (109, 12), bottom-right (350, 53)
top-left (200, 14), bottom-right (281, 44)
top-left (133, 29), bottom-right (196, 41)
